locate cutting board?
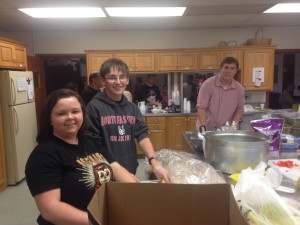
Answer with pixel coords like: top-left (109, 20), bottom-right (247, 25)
top-left (268, 159), bottom-right (300, 182)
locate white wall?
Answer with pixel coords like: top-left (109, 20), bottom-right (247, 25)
top-left (2, 26), bottom-right (300, 56)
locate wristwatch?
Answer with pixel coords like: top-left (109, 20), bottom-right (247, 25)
top-left (148, 156), bottom-right (155, 165)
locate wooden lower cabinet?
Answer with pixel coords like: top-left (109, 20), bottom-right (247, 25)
top-left (136, 116), bottom-right (167, 156)
top-left (166, 116), bottom-right (197, 152)
top-left (136, 115), bottom-right (198, 155)
top-left (0, 106), bottom-right (7, 192)
top-left (147, 117), bottom-right (167, 151)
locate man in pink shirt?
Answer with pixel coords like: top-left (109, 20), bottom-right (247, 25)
top-left (196, 57), bottom-right (245, 131)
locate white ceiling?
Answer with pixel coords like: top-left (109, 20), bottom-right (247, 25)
top-left (1, 0), bottom-right (300, 32)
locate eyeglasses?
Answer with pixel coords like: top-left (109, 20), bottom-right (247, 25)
top-left (105, 75), bottom-right (128, 82)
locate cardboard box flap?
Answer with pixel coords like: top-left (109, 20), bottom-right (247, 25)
top-left (88, 183), bottom-right (107, 225)
top-left (88, 182), bottom-right (248, 225)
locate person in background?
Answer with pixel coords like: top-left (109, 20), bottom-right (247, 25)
top-left (81, 71), bottom-right (104, 105)
top-left (196, 57), bottom-right (245, 131)
top-left (161, 84), bottom-right (168, 107)
top-left (85, 58), bottom-right (170, 182)
top-left (183, 74), bottom-right (198, 102)
top-left (141, 74), bottom-right (162, 106)
top-left (66, 81), bottom-right (78, 92)
top-left (133, 77), bottom-right (143, 103)
top-left (25, 89), bottom-right (138, 225)
top-left (279, 83), bottom-right (297, 109)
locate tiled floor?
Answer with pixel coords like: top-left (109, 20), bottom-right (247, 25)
top-left (0, 180), bottom-right (39, 225)
top-left (0, 158), bottom-right (149, 225)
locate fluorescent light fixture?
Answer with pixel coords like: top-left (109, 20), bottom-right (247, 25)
top-left (264, 3), bottom-right (300, 13)
top-left (18, 7), bottom-right (106, 18)
top-left (105, 7), bottom-right (186, 17)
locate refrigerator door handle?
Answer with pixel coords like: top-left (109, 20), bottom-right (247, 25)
top-left (10, 77), bottom-right (16, 105)
top-left (12, 106), bottom-right (18, 133)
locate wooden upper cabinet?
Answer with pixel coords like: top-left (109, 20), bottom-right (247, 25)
top-left (199, 49), bottom-right (243, 70)
top-left (114, 52), bottom-right (135, 71)
top-left (157, 52), bottom-right (177, 71)
top-left (220, 50), bottom-right (243, 69)
top-left (0, 38), bottom-right (27, 70)
top-left (177, 52), bottom-right (198, 71)
top-left (157, 51), bottom-right (198, 71)
top-left (199, 50), bottom-right (221, 70)
top-left (86, 52), bottom-right (113, 80)
top-left (86, 51), bottom-right (155, 80)
top-left (115, 52), bottom-right (155, 72)
top-left (242, 48), bottom-right (274, 91)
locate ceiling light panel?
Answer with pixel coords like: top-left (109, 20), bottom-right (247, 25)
top-left (18, 7), bottom-right (106, 18)
top-left (105, 7), bottom-right (186, 17)
top-left (264, 3), bottom-right (300, 13)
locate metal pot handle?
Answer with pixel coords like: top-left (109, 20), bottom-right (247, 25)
top-left (199, 125), bottom-right (207, 134)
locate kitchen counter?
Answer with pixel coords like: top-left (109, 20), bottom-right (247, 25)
top-left (181, 131), bottom-right (300, 202)
top-left (143, 112), bottom-right (197, 117)
top-left (142, 110), bottom-right (266, 117)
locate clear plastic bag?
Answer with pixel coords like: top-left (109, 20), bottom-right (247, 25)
top-left (145, 149), bottom-right (225, 184)
top-left (233, 162), bottom-right (300, 225)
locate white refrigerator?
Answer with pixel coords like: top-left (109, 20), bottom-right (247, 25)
top-left (0, 70), bottom-right (37, 185)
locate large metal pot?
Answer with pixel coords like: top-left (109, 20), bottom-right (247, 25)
top-left (203, 130), bottom-right (269, 174)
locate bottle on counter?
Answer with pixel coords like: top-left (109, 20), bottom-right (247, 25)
top-left (224, 121), bottom-right (230, 131)
top-left (231, 121), bottom-right (237, 130)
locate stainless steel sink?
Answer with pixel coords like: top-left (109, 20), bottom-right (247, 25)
top-left (182, 131), bottom-right (204, 153)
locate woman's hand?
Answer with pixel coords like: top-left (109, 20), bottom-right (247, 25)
top-left (111, 162), bottom-right (139, 183)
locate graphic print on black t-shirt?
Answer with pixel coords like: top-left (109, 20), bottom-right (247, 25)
top-left (76, 152), bottom-right (113, 191)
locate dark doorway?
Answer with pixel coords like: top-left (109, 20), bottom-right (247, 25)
top-left (282, 53), bottom-right (295, 91)
top-left (44, 57), bottom-right (86, 95)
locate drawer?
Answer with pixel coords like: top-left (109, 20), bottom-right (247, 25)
top-left (148, 123), bottom-right (166, 130)
top-left (146, 117), bottom-right (165, 124)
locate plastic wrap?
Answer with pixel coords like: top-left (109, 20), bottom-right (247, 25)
top-left (233, 162), bottom-right (300, 225)
top-left (145, 149), bottom-right (226, 184)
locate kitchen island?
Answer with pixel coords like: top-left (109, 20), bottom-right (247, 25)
top-left (182, 131), bottom-right (300, 203)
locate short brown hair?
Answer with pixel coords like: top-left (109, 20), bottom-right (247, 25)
top-left (99, 58), bottom-right (129, 78)
top-left (220, 57), bottom-right (239, 69)
top-left (89, 71), bottom-right (100, 83)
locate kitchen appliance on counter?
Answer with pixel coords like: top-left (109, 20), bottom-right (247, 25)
top-left (203, 130), bottom-right (270, 174)
top-left (0, 70), bottom-right (37, 185)
top-left (182, 130), bottom-right (270, 174)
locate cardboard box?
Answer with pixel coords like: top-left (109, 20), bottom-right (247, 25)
top-left (87, 183), bottom-right (249, 225)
